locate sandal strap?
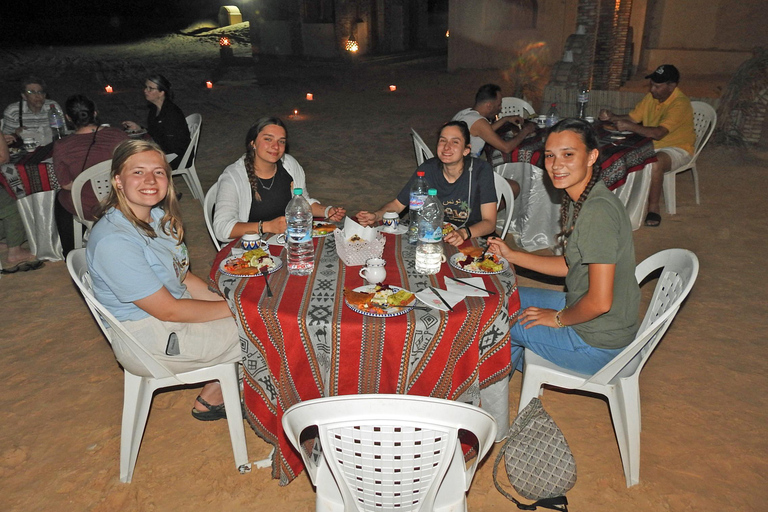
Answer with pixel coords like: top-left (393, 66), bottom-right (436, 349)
top-left (195, 395), bottom-right (226, 412)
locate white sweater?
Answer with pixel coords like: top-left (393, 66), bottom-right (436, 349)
top-left (212, 153), bottom-right (318, 242)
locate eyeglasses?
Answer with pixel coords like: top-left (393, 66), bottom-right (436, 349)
top-left (143, 86), bottom-right (159, 91)
top-left (24, 90), bottom-right (46, 96)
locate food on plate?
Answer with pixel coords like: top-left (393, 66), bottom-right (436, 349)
top-left (224, 248), bottom-right (276, 275)
top-left (344, 284), bottom-right (415, 313)
top-left (602, 123), bottom-right (618, 132)
top-left (454, 252), bottom-right (504, 273)
top-left (458, 245), bottom-right (484, 259)
top-left (313, 222), bottom-right (337, 236)
top-left (442, 222), bottom-right (456, 235)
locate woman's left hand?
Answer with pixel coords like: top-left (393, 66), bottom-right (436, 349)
top-left (443, 229), bottom-right (465, 247)
top-left (326, 206), bottom-right (346, 222)
top-left (518, 307), bottom-right (559, 329)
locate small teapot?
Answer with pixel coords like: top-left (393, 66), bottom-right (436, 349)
top-left (359, 258), bottom-right (386, 285)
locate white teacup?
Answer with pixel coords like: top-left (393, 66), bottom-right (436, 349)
top-left (535, 115), bottom-right (548, 129)
top-left (359, 258), bottom-right (387, 285)
top-left (585, 116), bottom-right (595, 123)
top-left (382, 211), bottom-right (399, 232)
top-left (241, 232), bottom-right (268, 251)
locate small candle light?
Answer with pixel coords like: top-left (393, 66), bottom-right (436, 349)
top-left (206, 81), bottom-right (213, 89)
top-left (389, 85), bottom-right (397, 92)
top-left (306, 93), bottom-right (314, 101)
top-left (293, 109), bottom-right (299, 117)
top-left (219, 37), bottom-right (231, 48)
top-left (105, 85), bottom-right (113, 93)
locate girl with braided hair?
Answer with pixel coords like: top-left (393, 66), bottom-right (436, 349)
top-left (487, 118), bottom-right (640, 374)
top-left (212, 116), bottom-right (345, 243)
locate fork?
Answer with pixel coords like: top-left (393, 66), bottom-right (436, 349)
top-left (262, 272), bottom-right (273, 297)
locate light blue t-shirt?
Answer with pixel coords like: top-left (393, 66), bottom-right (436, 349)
top-left (86, 207), bottom-right (189, 322)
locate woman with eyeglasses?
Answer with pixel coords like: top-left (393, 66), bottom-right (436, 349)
top-left (52, 94), bottom-right (129, 256)
top-left (122, 74), bottom-right (190, 169)
top-left (356, 120), bottom-right (497, 246)
top-left (2, 76), bottom-right (63, 146)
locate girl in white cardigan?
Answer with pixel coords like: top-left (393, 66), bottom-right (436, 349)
top-left (213, 117), bottom-right (345, 242)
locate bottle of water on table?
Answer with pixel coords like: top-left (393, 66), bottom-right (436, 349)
top-left (408, 170), bottom-right (428, 245)
top-left (577, 89), bottom-right (589, 119)
top-left (415, 189), bottom-right (444, 275)
top-left (48, 105), bottom-right (65, 141)
top-left (546, 102), bottom-right (559, 128)
top-left (285, 187), bottom-right (314, 276)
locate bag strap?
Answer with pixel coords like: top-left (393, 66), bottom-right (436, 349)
top-left (492, 435), bottom-right (570, 512)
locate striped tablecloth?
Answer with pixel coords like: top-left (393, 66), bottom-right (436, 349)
top-left (0, 144), bottom-right (59, 199)
top-left (211, 234), bottom-right (520, 484)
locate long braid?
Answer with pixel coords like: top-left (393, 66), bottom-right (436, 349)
top-left (244, 149), bottom-right (262, 202)
top-left (558, 165), bottom-right (601, 246)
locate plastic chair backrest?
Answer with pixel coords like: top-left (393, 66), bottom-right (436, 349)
top-left (203, 182), bottom-right (221, 251)
top-left (586, 249), bottom-right (699, 387)
top-left (71, 160), bottom-right (112, 224)
top-left (410, 128), bottom-right (434, 166)
top-left (66, 249), bottom-right (176, 379)
top-left (177, 113), bottom-right (202, 171)
top-left (689, 101), bottom-right (717, 162)
top-left (500, 97), bottom-right (536, 118)
top-left (282, 394), bottom-right (497, 512)
top-left (493, 172), bottom-right (515, 239)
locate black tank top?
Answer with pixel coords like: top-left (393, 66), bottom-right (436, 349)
top-left (248, 161), bottom-right (294, 222)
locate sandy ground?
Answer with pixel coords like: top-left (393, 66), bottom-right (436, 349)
top-left (1, 26), bottom-right (767, 511)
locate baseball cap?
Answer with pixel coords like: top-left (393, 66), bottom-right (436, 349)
top-left (645, 64), bottom-right (680, 83)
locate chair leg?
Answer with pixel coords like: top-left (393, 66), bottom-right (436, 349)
top-left (218, 364), bottom-right (250, 473)
top-left (691, 164), bottom-right (700, 205)
top-left (606, 381), bottom-right (641, 487)
top-left (73, 219), bottom-right (83, 250)
top-left (518, 366), bottom-right (545, 414)
top-left (120, 372), bottom-right (155, 483)
top-left (663, 172), bottom-right (676, 215)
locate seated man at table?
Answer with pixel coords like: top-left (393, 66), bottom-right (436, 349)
top-left (452, 83), bottom-right (536, 197)
top-left (0, 134), bottom-right (38, 269)
top-left (2, 76), bottom-right (63, 146)
top-left (599, 64), bottom-right (695, 227)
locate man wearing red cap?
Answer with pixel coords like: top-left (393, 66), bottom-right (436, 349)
top-left (599, 64), bottom-right (695, 227)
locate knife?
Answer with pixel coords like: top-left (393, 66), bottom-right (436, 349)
top-left (446, 276), bottom-right (496, 295)
top-left (429, 286), bottom-right (454, 312)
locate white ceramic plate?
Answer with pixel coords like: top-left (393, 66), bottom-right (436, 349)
top-left (344, 285), bottom-right (415, 317)
top-left (449, 253), bottom-right (509, 275)
top-left (376, 224), bottom-right (408, 235)
top-left (220, 256), bottom-right (282, 277)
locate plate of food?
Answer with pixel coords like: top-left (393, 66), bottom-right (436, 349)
top-left (602, 124), bottom-right (633, 135)
top-left (442, 222), bottom-right (458, 236)
top-left (343, 284), bottom-right (416, 317)
top-left (312, 220), bottom-right (337, 237)
top-left (449, 247), bottom-right (509, 275)
top-left (220, 248), bottom-right (282, 277)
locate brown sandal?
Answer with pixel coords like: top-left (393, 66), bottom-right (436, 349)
top-left (191, 396), bottom-right (227, 421)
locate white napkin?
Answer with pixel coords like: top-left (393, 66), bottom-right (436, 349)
top-left (343, 216), bottom-right (377, 242)
top-left (415, 288), bottom-right (465, 312)
top-left (445, 277), bottom-right (490, 297)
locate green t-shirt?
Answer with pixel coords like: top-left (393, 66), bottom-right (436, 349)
top-left (564, 181), bottom-right (640, 349)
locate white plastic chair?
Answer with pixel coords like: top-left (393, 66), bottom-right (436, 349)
top-left (203, 182), bottom-right (222, 251)
top-left (500, 97), bottom-right (536, 118)
top-left (66, 249), bottom-right (249, 483)
top-left (411, 128), bottom-right (434, 167)
top-left (518, 248), bottom-right (699, 487)
top-left (71, 159), bottom-right (113, 249)
top-left (663, 101), bottom-right (716, 215)
top-left (282, 394), bottom-right (497, 512)
top-left (173, 113), bottom-right (204, 205)
top-left (493, 172), bottom-right (514, 240)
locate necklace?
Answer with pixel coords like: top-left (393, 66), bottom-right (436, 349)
top-left (256, 174), bottom-right (276, 190)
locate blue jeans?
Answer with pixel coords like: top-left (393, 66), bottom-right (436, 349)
top-left (511, 287), bottom-right (622, 375)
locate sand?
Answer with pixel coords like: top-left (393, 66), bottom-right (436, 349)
top-left (1, 25), bottom-right (767, 511)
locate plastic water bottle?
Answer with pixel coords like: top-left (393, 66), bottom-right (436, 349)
top-left (415, 189), bottom-right (444, 275)
top-left (285, 187), bottom-right (314, 276)
top-left (48, 105), bottom-right (65, 140)
top-left (577, 89), bottom-right (589, 118)
top-left (408, 170), bottom-right (428, 245)
top-left (546, 103), bottom-right (559, 128)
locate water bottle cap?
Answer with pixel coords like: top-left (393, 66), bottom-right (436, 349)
top-left (417, 171), bottom-right (425, 177)
top-left (428, 188), bottom-right (437, 196)
top-left (293, 188), bottom-right (303, 195)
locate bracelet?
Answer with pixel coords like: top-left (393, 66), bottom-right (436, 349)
top-left (258, 220), bottom-right (264, 237)
top-left (465, 225), bottom-right (472, 239)
top-left (555, 308), bottom-right (566, 328)
top-left (324, 205), bottom-right (334, 219)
